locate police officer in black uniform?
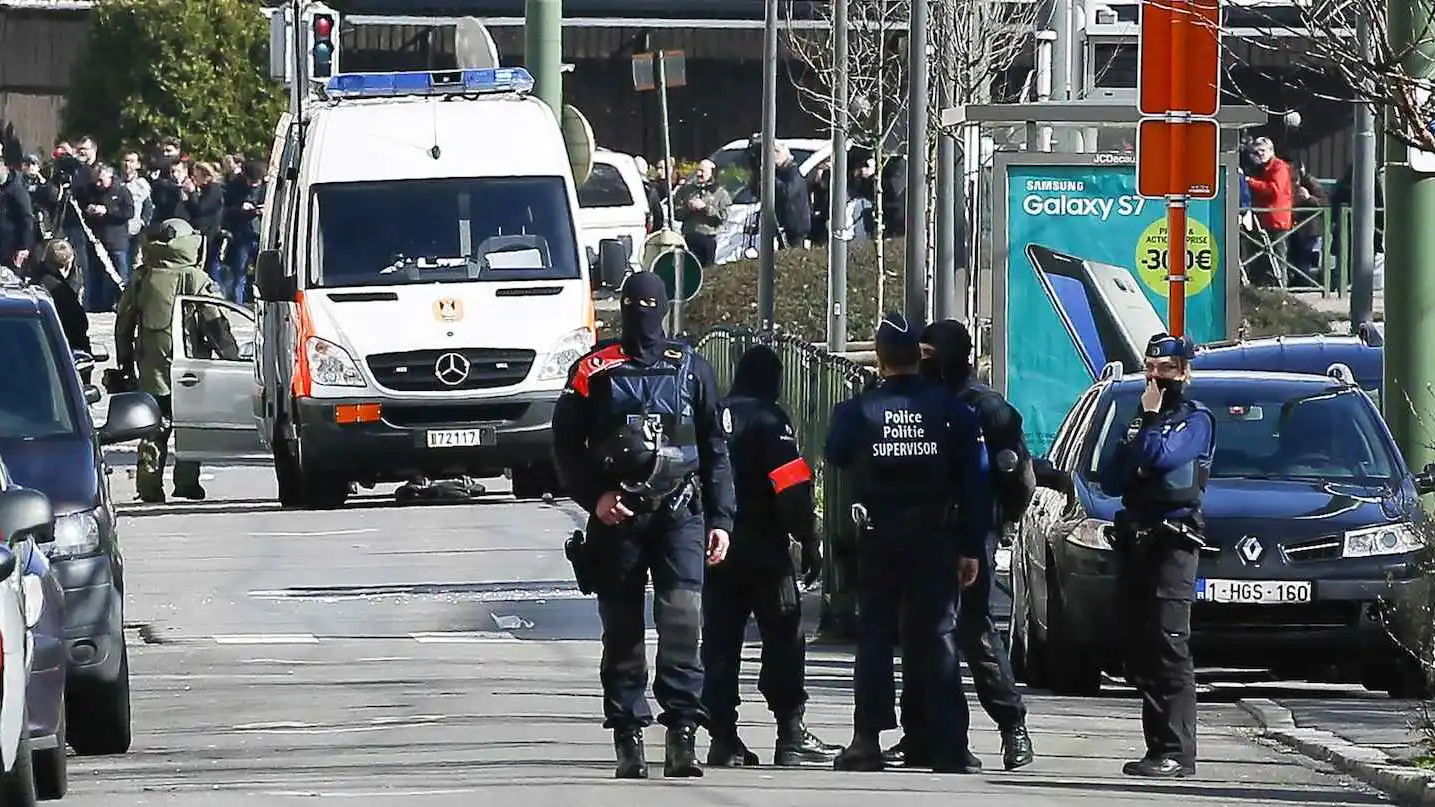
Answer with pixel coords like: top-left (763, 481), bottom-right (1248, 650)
top-left (824, 312), bottom-right (992, 773)
top-left (1101, 332), bottom-right (1214, 778)
top-left (551, 271), bottom-right (737, 780)
top-left (702, 344), bottom-right (842, 767)
top-left (884, 319), bottom-right (1036, 771)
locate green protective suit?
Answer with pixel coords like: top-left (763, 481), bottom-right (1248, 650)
top-left (114, 224), bottom-right (237, 500)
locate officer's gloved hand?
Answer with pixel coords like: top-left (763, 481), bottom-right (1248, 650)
top-left (799, 539), bottom-right (822, 588)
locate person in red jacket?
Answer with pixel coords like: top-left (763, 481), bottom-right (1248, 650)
top-left (1244, 137), bottom-right (1295, 234)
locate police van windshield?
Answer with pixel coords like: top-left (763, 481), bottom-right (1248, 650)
top-left (0, 315), bottom-right (79, 440)
top-left (310, 176), bottom-right (581, 287)
top-left (1083, 384), bottom-right (1398, 487)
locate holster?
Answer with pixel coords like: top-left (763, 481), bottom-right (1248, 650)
top-left (1111, 511), bottom-right (1205, 553)
top-left (565, 530), bottom-right (599, 595)
top-left (619, 475), bottom-right (698, 517)
top-left (853, 502), bottom-right (955, 535)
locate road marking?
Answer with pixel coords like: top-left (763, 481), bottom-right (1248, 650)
top-left (262, 790), bottom-right (478, 798)
top-left (410, 631), bottom-right (521, 643)
top-left (213, 633), bottom-right (320, 645)
top-left (251, 528), bottom-right (379, 537)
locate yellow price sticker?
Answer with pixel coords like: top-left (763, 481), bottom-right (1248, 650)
top-left (1135, 216), bottom-right (1218, 298)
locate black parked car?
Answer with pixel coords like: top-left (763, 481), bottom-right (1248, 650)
top-left (0, 279), bottom-right (162, 754)
top-left (1009, 365), bottom-right (1433, 698)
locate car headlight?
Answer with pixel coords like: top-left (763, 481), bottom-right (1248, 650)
top-left (1065, 518), bottom-right (1115, 551)
top-left (1342, 523), bottom-right (1425, 558)
top-left (537, 328), bottom-right (596, 381)
top-left (305, 337), bottom-right (365, 387)
top-left (51, 510), bottom-right (101, 559)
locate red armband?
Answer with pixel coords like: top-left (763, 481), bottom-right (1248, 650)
top-left (769, 457), bottom-right (812, 493)
top-left (570, 344), bottom-right (628, 397)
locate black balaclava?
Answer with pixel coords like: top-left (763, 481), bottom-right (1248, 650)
top-left (619, 271), bottom-right (669, 361)
top-left (730, 344), bottom-right (782, 402)
top-left (918, 319), bottom-right (974, 388)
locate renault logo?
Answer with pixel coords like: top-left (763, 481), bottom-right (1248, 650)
top-left (434, 352), bottom-right (471, 386)
top-left (1236, 535), bottom-right (1265, 564)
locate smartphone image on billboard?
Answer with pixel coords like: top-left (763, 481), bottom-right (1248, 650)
top-left (1025, 244), bottom-right (1167, 378)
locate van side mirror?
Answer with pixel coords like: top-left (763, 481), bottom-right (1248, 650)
top-left (1417, 463), bottom-right (1435, 496)
top-left (98, 392), bottom-right (163, 446)
top-left (254, 250), bottom-right (295, 302)
top-left (84, 385), bottom-right (102, 405)
top-left (595, 239), bottom-right (629, 290)
top-left (0, 488), bottom-right (54, 545)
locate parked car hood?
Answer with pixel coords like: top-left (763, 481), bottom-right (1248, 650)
top-left (0, 436), bottom-right (98, 515)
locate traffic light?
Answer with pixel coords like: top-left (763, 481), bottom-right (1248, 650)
top-left (305, 3), bottom-right (340, 82)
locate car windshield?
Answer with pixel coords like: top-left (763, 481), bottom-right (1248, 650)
top-left (1084, 385), bottom-right (1397, 486)
top-left (710, 146), bottom-right (816, 204)
top-left (311, 177), bottom-right (580, 287)
top-left (0, 315), bottom-right (78, 440)
top-left (577, 162), bottom-right (635, 208)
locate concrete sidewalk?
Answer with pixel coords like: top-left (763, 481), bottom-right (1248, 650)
top-left (1242, 697), bottom-right (1435, 804)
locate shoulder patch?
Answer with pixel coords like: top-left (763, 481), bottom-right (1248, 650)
top-left (721, 406), bottom-right (733, 436)
top-left (664, 347), bottom-right (684, 361)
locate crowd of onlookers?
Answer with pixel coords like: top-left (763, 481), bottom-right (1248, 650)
top-left (0, 134), bottom-right (267, 313)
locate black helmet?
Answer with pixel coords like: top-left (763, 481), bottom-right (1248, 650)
top-left (596, 414), bottom-right (685, 498)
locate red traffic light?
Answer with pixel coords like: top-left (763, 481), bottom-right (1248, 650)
top-left (312, 14), bottom-right (333, 38)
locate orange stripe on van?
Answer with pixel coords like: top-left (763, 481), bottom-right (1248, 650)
top-left (292, 290), bottom-right (316, 399)
top-left (585, 295), bottom-right (596, 333)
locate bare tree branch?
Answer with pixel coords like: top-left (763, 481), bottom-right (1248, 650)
top-left (785, 0), bottom-right (911, 150)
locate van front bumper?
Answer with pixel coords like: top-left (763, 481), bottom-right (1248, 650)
top-left (294, 392), bottom-right (558, 483)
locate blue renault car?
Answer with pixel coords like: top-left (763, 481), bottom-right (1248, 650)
top-left (1195, 326), bottom-right (1383, 402)
top-left (1009, 362), bottom-right (1433, 699)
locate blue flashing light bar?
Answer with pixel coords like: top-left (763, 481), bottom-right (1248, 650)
top-left (323, 67), bottom-right (535, 99)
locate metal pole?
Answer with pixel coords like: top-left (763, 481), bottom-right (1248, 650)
top-left (1349, 14), bottom-right (1377, 327)
top-left (524, 0), bottom-right (563, 116)
top-left (656, 52), bottom-right (677, 234)
top-left (758, 0), bottom-right (779, 329)
top-left (904, 0), bottom-right (930, 327)
top-left (1383, 0), bottom-right (1435, 473)
top-left (827, 0), bottom-right (850, 351)
top-left (290, 0), bottom-right (304, 118)
top-left (933, 1), bottom-right (957, 321)
top-left (1165, 0), bottom-right (1190, 337)
top-left (1051, 0), bottom-right (1076, 151)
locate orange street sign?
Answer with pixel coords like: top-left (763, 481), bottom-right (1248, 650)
top-left (1136, 118), bottom-right (1220, 199)
top-left (1137, 0), bottom-right (1222, 117)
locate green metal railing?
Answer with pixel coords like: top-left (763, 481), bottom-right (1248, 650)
top-left (697, 326), bottom-right (877, 638)
top-left (1239, 206), bottom-right (1384, 296)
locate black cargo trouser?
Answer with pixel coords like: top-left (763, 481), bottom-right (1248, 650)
top-left (700, 559), bottom-right (808, 735)
top-left (1118, 527), bottom-right (1199, 768)
top-left (899, 534), bottom-right (1025, 746)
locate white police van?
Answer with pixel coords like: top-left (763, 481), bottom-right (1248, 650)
top-left (166, 68), bottom-right (628, 508)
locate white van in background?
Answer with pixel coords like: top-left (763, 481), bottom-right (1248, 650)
top-left (576, 148), bottom-right (649, 272)
top-left (167, 68), bottom-right (628, 508)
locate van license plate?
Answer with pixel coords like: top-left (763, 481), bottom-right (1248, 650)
top-left (425, 428), bottom-right (495, 449)
top-left (1196, 579), bottom-right (1312, 604)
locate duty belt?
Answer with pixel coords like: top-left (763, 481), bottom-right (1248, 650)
top-left (621, 475), bottom-right (697, 516)
top-left (1111, 514), bottom-right (1205, 552)
top-left (850, 502), bottom-right (954, 532)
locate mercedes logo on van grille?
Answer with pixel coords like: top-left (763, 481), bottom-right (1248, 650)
top-left (434, 352), bottom-right (471, 386)
top-left (1236, 535), bottom-right (1265, 564)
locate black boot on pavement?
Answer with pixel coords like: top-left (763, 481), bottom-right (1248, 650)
top-left (774, 717), bottom-right (842, 766)
top-left (1001, 723), bottom-right (1035, 770)
top-left (1122, 757), bottom-right (1194, 778)
top-left (614, 729), bottom-right (648, 779)
top-left (707, 732), bottom-right (759, 767)
top-left (663, 723), bottom-right (703, 777)
top-left (833, 731), bottom-right (884, 772)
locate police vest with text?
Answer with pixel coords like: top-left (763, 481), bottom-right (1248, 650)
top-left (1126, 401), bottom-right (1215, 508)
top-left (573, 342), bottom-right (702, 498)
top-left (853, 386), bottom-right (954, 512)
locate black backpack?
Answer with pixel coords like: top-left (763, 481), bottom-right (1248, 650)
top-left (960, 385), bottom-right (1037, 523)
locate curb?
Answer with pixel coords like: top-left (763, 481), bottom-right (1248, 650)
top-left (1239, 698), bottom-right (1435, 805)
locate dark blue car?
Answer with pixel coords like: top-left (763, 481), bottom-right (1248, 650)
top-left (1194, 328), bottom-right (1383, 403)
top-left (1008, 366), bottom-right (1433, 698)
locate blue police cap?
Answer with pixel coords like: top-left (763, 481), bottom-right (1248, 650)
top-left (875, 311), bottom-right (919, 349)
top-left (1146, 332), bottom-right (1196, 360)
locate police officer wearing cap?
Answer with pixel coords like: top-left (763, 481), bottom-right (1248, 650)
top-left (551, 271), bottom-right (736, 780)
top-left (824, 312), bottom-right (992, 773)
top-left (702, 344), bottom-right (842, 768)
top-left (1101, 332), bottom-right (1215, 778)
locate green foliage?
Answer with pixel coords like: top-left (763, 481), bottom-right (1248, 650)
top-left (1238, 285), bottom-right (1334, 338)
top-left (62, 0), bottom-right (284, 160)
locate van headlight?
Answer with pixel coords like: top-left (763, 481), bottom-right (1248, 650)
top-left (51, 510), bottom-right (101, 558)
top-left (305, 337), bottom-right (365, 387)
top-left (1065, 518), bottom-right (1115, 551)
top-left (537, 328), bottom-right (596, 381)
top-left (1342, 524), bottom-right (1425, 558)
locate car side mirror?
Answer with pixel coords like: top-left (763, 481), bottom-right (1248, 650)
top-left (0, 488), bottom-right (54, 545)
top-left (89, 346), bottom-right (109, 363)
top-left (0, 546), bottom-right (15, 580)
top-left (254, 250), bottom-right (295, 302)
top-left (239, 341), bottom-right (255, 361)
top-left (84, 385), bottom-right (102, 405)
top-left (596, 238), bottom-right (629, 290)
top-left (1418, 463), bottom-right (1435, 496)
top-left (73, 351), bottom-right (96, 377)
top-left (98, 392), bottom-right (163, 446)
top-left (1032, 457), bottom-right (1072, 494)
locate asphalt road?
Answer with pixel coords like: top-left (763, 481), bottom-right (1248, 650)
top-left (52, 462), bottom-right (1394, 806)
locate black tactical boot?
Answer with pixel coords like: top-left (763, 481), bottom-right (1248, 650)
top-left (171, 484), bottom-right (206, 501)
top-left (707, 732), bottom-right (759, 767)
top-left (882, 736), bottom-right (931, 768)
top-left (613, 729), bottom-right (648, 779)
top-left (833, 732), bottom-right (884, 772)
top-left (1001, 723), bottom-right (1035, 770)
top-left (1122, 757), bottom-right (1194, 778)
top-left (663, 723), bottom-right (703, 777)
top-left (774, 717), bottom-right (842, 766)
top-left (931, 751), bottom-right (983, 775)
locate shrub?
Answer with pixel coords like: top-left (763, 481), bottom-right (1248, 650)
top-left (63, 0), bottom-right (285, 160)
top-left (1238, 284), bottom-right (1335, 338)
